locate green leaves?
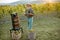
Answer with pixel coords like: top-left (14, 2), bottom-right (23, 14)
top-left (0, 2), bottom-right (60, 18)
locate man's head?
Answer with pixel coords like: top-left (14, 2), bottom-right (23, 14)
top-left (26, 4), bottom-right (32, 9)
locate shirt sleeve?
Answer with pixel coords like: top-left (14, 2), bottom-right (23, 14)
top-left (25, 10), bottom-right (28, 14)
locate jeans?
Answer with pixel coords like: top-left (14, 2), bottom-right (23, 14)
top-left (28, 17), bottom-right (33, 30)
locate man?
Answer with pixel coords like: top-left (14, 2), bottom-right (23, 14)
top-left (24, 4), bottom-right (34, 30)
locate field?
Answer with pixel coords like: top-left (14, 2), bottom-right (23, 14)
top-left (0, 2), bottom-right (60, 40)
top-left (0, 13), bottom-right (60, 40)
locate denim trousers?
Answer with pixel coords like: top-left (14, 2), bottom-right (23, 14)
top-left (28, 17), bottom-right (33, 30)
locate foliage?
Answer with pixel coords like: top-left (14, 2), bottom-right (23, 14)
top-left (0, 2), bottom-right (60, 18)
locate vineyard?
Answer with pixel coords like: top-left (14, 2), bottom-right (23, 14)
top-left (0, 2), bottom-right (60, 40)
top-left (0, 2), bottom-right (60, 18)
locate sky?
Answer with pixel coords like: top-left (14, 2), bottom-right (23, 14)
top-left (0, 0), bottom-right (37, 3)
top-left (0, 0), bottom-right (59, 4)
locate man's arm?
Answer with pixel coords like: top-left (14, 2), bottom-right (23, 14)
top-left (24, 10), bottom-right (28, 16)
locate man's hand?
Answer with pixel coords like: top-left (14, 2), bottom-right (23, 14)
top-left (29, 13), bottom-right (34, 17)
top-left (24, 13), bottom-right (34, 17)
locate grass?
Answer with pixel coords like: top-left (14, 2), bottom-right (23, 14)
top-left (0, 14), bottom-right (60, 40)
